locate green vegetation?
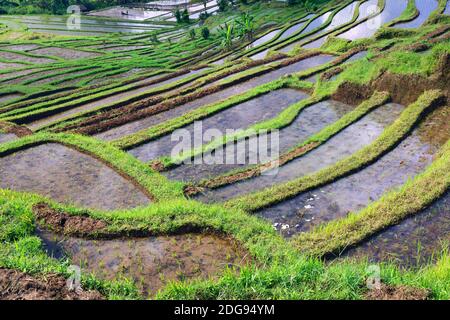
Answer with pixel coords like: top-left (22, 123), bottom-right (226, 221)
top-left (225, 90), bottom-right (445, 211)
top-left (0, 0), bottom-right (449, 301)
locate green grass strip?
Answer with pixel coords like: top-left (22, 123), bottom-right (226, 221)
top-left (225, 89), bottom-right (445, 212)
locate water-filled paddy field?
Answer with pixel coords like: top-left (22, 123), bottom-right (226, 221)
top-left (0, 0), bottom-right (449, 300)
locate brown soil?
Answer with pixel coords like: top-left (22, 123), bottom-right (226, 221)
top-left (0, 121), bottom-right (32, 137)
top-left (365, 284), bottom-right (429, 300)
top-left (422, 25), bottom-right (450, 41)
top-left (184, 185), bottom-right (205, 197)
top-left (405, 43), bottom-right (430, 53)
top-left (149, 159), bottom-right (165, 171)
top-left (321, 67), bottom-right (343, 81)
top-left (332, 53), bottom-right (450, 106)
top-left (0, 268), bottom-right (103, 300)
top-left (429, 31), bottom-right (450, 44)
top-left (33, 203), bottom-right (108, 236)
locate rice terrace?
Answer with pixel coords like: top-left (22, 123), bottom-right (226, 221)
top-left (0, 0), bottom-right (449, 304)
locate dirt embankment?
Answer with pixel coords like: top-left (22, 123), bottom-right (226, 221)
top-left (0, 121), bottom-right (32, 137)
top-left (0, 268), bottom-right (103, 300)
top-left (332, 53), bottom-right (450, 106)
top-left (365, 284), bottom-right (429, 300)
top-left (34, 203), bottom-right (108, 236)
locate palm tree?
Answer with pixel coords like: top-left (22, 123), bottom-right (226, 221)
top-left (218, 22), bottom-right (235, 50)
top-left (236, 12), bottom-right (255, 41)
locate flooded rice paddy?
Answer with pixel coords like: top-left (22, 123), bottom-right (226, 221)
top-left (0, 143), bottom-right (150, 210)
top-left (97, 54), bottom-right (334, 141)
top-left (246, 29), bottom-right (281, 50)
top-left (303, 1), bottom-right (359, 49)
top-left (195, 103), bottom-right (404, 203)
top-left (0, 0), bottom-right (448, 298)
top-left (165, 99), bottom-right (355, 183)
top-left (279, 10), bottom-right (332, 53)
top-left (129, 88), bottom-right (309, 162)
top-left (28, 69), bottom-right (206, 130)
top-left (1, 15), bottom-right (168, 34)
top-left (394, 0), bottom-right (439, 29)
top-left (256, 105), bottom-right (449, 238)
top-left (38, 228), bottom-right (247, 296)
top-left (0, 133), bottom-right (16, 144)
top-left (342, 192), bottom-right (449, 268)
top-left (278, 14), bottom-right (315, 41)
top-left (338, 0), bottom-right (408, 40)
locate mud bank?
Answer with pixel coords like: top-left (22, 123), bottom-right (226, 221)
top-left (0, 143), bottom-right (150, 210)
top-left (332, 53), bottom-right (450, 106)
top-left (165, 99), bottom-right (354, 183)
top-left (0, 268), bottom-right (103, 300)
top-left (129, 89), bottom-right (308, 162)
top-left (196, 103), bottom-right (403, 203)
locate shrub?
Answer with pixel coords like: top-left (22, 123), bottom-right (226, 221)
top-left (189, 29), bottom-right (196, 40)
top-left (218, 0), bottom-right (229, 12)
top-left (201, 26), bottom-right (210, 39)
top-left (182, 9), bottom-right (190, 23)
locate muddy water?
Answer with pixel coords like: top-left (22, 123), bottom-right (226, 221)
top-left (445, 0), bottom-right (450, 15)
top-left (1, 44), bottom-right (40, 51)
top-left (31, 29), bottom-right (105, 37)
top-left (342, 192), bottom-right (449, 268)
top-left (339, 0), bottom-right (407, 40)
top-left (395, 0), bottom-right (439, 29)
top-left (129, 89), bottom-right (308, 162)
top-left (246, 29), bottom-right (281, 50)
top-left (279, 11), bottom-right (332, 53)
top-left (98, 54), bottom-right (334, 141)
top-left (30, 47), bottom-right (101, 60)
top-left (196, 103), bottom-right (404, 203)
top-left (19, 21), bottom-right (160, 34)
top-left (38, 229), bottom-right (247, 297)
top-left (0, 50), bottom-right (56, 64)
top-left (278, 14), bottom-right (315, 41)
top-left (165, 100), bottom-right (354, 183)
top-left (303, 1), bottom-right (359, 49)
top-left (0, 143), bottom-right (150, 210)
top-left (87, 7), bottom-right (170, 21)
top-left (0, 133), bottom-right (16, 144)
top-left (249, 49), bottom-right (270, 60)
top-left (256, 105), bottom-right (448, 238)
top-left (0, 62), bottom-right (25, 70)
top-left (0, 93), bottom-right (22, 104)
top-left (28, 70), bottom-right (205, 130)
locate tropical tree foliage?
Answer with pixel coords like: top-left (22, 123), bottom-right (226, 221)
top-left (218, 21), bottom-right (234, 49)
top-left (236, 12), bottom-right (255, 41)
